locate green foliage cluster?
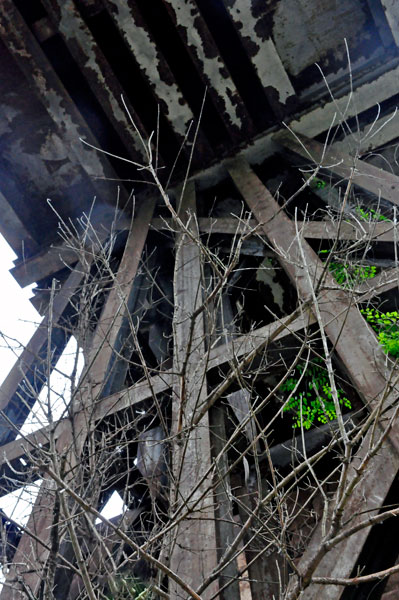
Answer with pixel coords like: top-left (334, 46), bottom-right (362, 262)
top-left (319, 250), bottom-right (377, 288)
top-left (355, 206), bottom-right (391, 222)
top-left (361, 308), bottom-right (399, 358)
top-left (280, 358), bottom-right (351, 429)
top-left (328, 261), bottom-right (377, 288)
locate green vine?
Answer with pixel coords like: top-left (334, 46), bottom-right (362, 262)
top-left (318, 250), bottom-right (377, 288)
top-left (361, 308), bottom-right (399, 358)
top-left (279, 358), bottom-right (351, 429)
top-left (355, 206), bottom-right (390, 222)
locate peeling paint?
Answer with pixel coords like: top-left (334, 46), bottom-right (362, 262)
top-left (105, 0), bottom-right (193, 138)
top-left (223, 0), bottom-right (295, 104)
top-left (46, 0), bottom-right (146, 160)
top-left (165, 0), bottom-right (243, 129)
top-left (273, 0), bottom-right (366, 77)
top-left (381, 0), bottom-right (399, 46)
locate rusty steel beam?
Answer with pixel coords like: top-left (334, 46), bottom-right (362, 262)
top-left (41, 0), bottom-right (149, 164)
top-left (0, 1), bottom-right (125, 205)
top-left (161, 0), bottom-right (254, 141)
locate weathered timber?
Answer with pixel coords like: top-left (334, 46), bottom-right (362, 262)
top-left (0, 1), bottom-right (123, 204)
top-left (102, 0), bottom-right (211, 157)
top-left (41, 0), bottom-right (148, 164)
top-left (152, 217), bottom-right (399, 243)
top-left (170, 181), bottom-right (219, 599)
top-left (275, 131), bottom-right (399, 208)
top-left (0, 309), bottom-right (308, 474)
top-left (380, 0), bottom-right (399, 46)
top-left (12, 206), bottom-right (131, 288)
top-left (63, 509), bottom-right (143, 600)
top-left (0, 263), bottom-right (86, 446)
top-left (220, 0), bottom-right (296, 113)
top-left (13, 217), bottom-right (399, 291)
top-left (82, 199), bottom-right (155, 399)
top-left (227, 158), bottom-right (398, 411)
top-left (209, 406), bottom-right (241, 600)
top-left (226, 158), bottom-right (399, 600)
top-left (0, 191), bottom-right (38, 257)
top-left (0, 201), bottom-right (154, 600)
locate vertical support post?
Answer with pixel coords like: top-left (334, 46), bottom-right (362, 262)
top-left (170, 181), bottom-right (219, 599)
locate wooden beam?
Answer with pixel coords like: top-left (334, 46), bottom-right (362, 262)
top-left (13, 215), bottom-right (399, 291)
top-left (275, 131), bottom-right (399, 208)
top-left (0, 263), bottom-right (86, 446)
top-left (152, 217), bottom-right (399, 243)
top-left (169, 181), bottom-right (219, 599)
top-left (11, 206), bottom-right (131, 288)
top-left (0, 201), bottom-right (154, 600)
top-left (226, 157), bottom-right (399, 600)
top-left (0, 1), bottom-right (125, 204)
top-left (380, 1), bottom-right (399, 46)
top-left (0, 191), bottom-right (38, 257)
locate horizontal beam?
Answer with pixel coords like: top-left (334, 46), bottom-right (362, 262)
top-left (275, 131), bottom-right (399, 208)
top-left (152, 217), bottom-right (399, 242)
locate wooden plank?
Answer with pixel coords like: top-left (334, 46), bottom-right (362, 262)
top-left (151, 217), bottom-right (258, 235)
top-left (209, 406), bottom-right (241, 600)
top-left (1, 201), bottom-right (154, 600)
top-left (0, 191), bottom-right (38, 258)
top-left (14, 216), bottom-right (399, 290)
top-left (0, 264), bottom-right (86, 446)
top-left (82, 198), bottom-right (155, 398)
top-left (12, 206), bottom-right (131, 288)
top-left (41, 0), bottom-right (148, 163)
top-left (226, 158), bottom-right (399, 600)
top-left (0, 1), bottom-right (123, 203)
top-left (170, 181), bottom-right (218, 599)
top-left (380, 1), bottom-right (399, 46)
top-left (275, 131), bottom-right (399, 208)
top-left (152, 217), bottom-right (399, 242)
top-left (227, 157), bottom-right (399, 418)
